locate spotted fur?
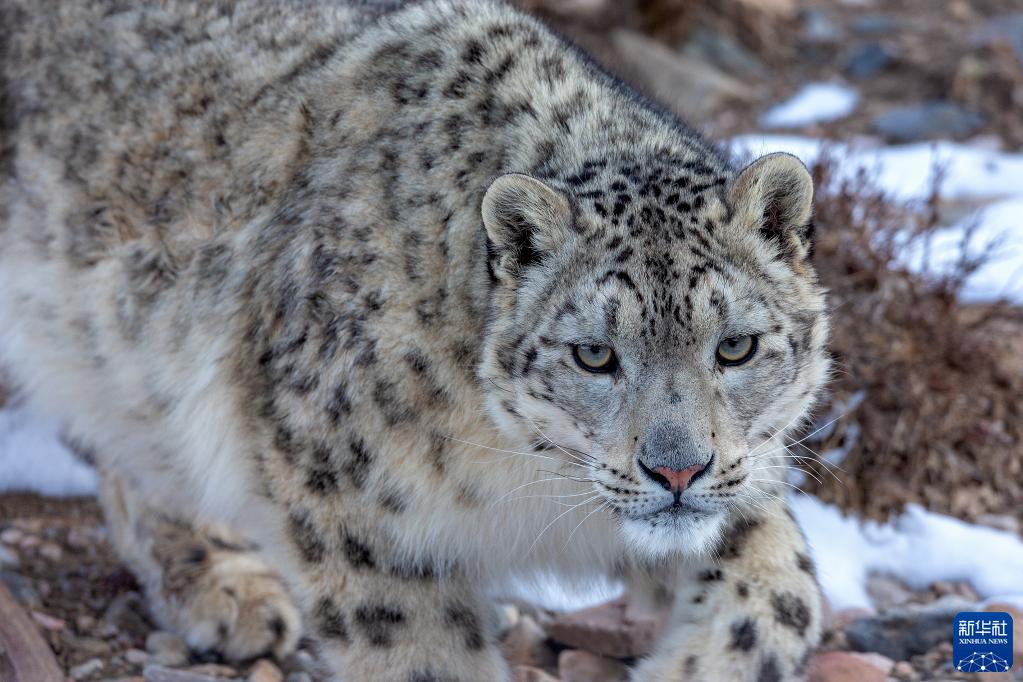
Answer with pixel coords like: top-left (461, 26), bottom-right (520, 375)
top-left (1, 1), bottom-right (827, 680)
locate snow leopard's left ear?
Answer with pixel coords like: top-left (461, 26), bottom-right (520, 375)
top-left (730, 152), bottom-right (814, 263)
top-left (482, 174), bottom-right (572, 279)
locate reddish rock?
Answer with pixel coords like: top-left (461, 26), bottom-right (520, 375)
top-left (512, 665), bottom-right (560, 682)
top-left (807, 651), bottom-right (888, 682)
top-left (558, 649), bottom-right (628, 682)
top-left (984, 603), bottom-right (1023, 661)
top-left (545, 596), bottom-right (663, 659)
top-left (502, 614), bottom-right (558, 670)
top-left (247, 659), bottom-right (282, 682)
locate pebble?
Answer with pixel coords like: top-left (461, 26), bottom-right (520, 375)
top-left (125, 648), bottom-right (151, 665)
top-left (39, 541), bottom-right (63, 561)
top-left (0, 544), bottom-right (17, 567)
top-left (247, 660), bottom-right (282, 682)
top-left (892, 660), bottom-right (916, 679)
top-left (851, 14), bottom-right (899, 34)
top-left (845, 43), bottom-right (895, 78)
top-left (70, 657), bottom-right (104, 679)
top-left (800, 8), bottom-right (842, 44)
top-left (32, 609), bottom-right (67, 630)
top-left (0, 527), bottom-right (23, 544)
top-left (871, 102), bottom-right (985, 142)
top-left (143, 666), bottom-right (224, 682)
top-left (146, 631), bottom-right (190, 668)
top-left (0, 569), bottom-right (41, 607)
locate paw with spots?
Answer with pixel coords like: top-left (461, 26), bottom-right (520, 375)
top-left (629, 507), bottom-right (821, 681)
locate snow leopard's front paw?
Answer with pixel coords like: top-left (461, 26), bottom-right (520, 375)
top-left (160, 542), bottom-right (303, 661)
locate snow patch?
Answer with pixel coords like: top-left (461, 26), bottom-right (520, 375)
top-left (0, 404), bottom-right (97, 497)
top-left (760, 83), bottom-right (860, 128)
top-left (731, 135), bottom-right (1023, 303)
top-left (792, 494), bottom-right (1023, 611)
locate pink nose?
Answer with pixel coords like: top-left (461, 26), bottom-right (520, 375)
top-left (653, 464), bottom-right (705, 493)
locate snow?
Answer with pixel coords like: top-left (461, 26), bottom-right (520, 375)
top-left (731, 135), bottom-right (1023, 303)
top-left (0, 404), bottom-right (97, 497)
top-left (792, 494), bottom-right (1023, 611)
top-left (760, 83), bottom-right (860, 128)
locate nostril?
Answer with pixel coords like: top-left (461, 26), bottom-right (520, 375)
top-left (638, 459), bottom-right (673, 490)
top-left (647, 463), bottom-right (706, 493)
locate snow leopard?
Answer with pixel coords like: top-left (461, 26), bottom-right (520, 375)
top-left (0, 0), bottom-right (829, 680)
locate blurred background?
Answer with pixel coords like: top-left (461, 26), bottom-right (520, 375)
top-left (1, 1), bottom-right (1021, 681)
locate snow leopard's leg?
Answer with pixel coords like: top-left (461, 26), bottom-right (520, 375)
top-left (630, 502), bottom-right (821, 682)
top-left (97, 467), bottom-right (302, 660)
top-left (282, 509), bottom-right (510, 681)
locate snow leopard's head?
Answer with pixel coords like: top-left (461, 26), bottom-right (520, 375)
top-left (478, 151), bottom-right (829, 559)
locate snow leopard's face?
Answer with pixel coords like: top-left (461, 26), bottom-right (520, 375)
top-left (479, 154), bottom-right (829, 558)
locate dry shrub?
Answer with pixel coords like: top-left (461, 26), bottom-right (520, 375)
top-left (802, 151), bottom-right (1023, 523)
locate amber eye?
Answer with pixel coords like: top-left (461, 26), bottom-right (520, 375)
top-left (573, 344), bottom-right (617, 373)
top-left (716, 335), bottom-right (758, 366)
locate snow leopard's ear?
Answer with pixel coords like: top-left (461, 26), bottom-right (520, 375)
top-left (730, 152), bottom-right (815, 263)
top-left (482, 174), bottom-right (572, 278)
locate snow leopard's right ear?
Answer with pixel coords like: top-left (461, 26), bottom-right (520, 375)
top-left (482, 174), bottom-right (572, 279)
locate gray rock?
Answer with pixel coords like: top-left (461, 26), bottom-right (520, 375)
top-left (70, 658), bottom-right (104, 680)
top-left (871, 102), bottom-right (985, 142)
top-left (145, 631), bottom-right (190, 668)
top-left (680, 28), bottom-right (767, 79)
top-left (845, 43), bottom-right (895, 78)
top-left (844, 598), bottom-right (975, 661)
top-left (143, 666), bottom-right (223, 682)
top-left (852, 14), bottom-right (899, 35)
top-left (0, 569), bottom-right (40, 607)
top-left (801, 8), bottom-right (842, 44)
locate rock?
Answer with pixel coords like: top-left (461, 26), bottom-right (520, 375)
top-left (1, 527), bottom-right (24, 544)
top-left (285, 674), bottom-right (311, 682)
top-left (852, 14), bottom-right (899, 34)
top-left (31, 609), bottom-right (66, 630)
top-left (844, 598), bottom-right (974, 661)
top-left (70, 657), bottom-right (105, 679)
top-left (545, 596), bottom-right (662, 659)
top-left (807, 651), bottom-right (887, 682)
top-left (865, 573), bottom-right (915, 610)
top-left (188, 664), bottom-right (239, 677)
top-left (871, 102), bottom-right (985, 142)
top-left (983, 603), bottom-right (1023, 660)
top-left (0, 543), bottom-right (18, 567)
top-left (845, 43), bottom-right (895, 78)
top-left (610, 30), bottom-right (753, 122)
top-left (125, 648), bottom-right (151, 665)
top-left (512, 666), bottom-right (560, 682)
top-left (39, 541), bottom-right (63, 561)
top-left (558, 649), bottom-right (628, 682)
top-left (892, 660), bottom-right (915, 679)
top-left (1, 569), bottom-right (40, 607)
top-left (146, 631), bottom-right (190, 668)
top-left (144, 666), bottom-right (225, 682)
top-left (64, 632), bottom-right (113, 656)
top-left (247, 660), bottom-right (283, 682)
top-left (800, 8), bottom-right (842, 44)
top-left (680, 28), bottom-right (767, 79)
top-left (502, 614), bottom-right (558, 670)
